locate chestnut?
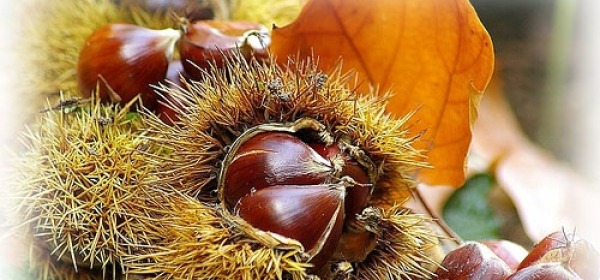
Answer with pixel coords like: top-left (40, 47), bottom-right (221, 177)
top-left (432, 242), bottom-right (512, 280)
top-left (518, 231), bottom-right (573, 269)
top-left (481, 240), bottom-right (529, 272)
top-left (309, 142), bottom-right (372, 219)
top-left (236, 184), bottom-right (346, 268)
top-left (518, 230), bottom-right (600, 280)
top-left (331, 208), bottom-right (379, 263)
top-left (156, 60), bottom-right (188, 125)
top-left (221, 131), bottom-right (336, 209)
top-left (218, 118), bottom-right (377, 271)
top-left (77, 23), bottom-right (180, 109)
top-left (164, 60), bottom-right (188, 88)
top-left (507, 263), bottom-right (581, 280)
top-left (179, 20), bottom-right (270, 79)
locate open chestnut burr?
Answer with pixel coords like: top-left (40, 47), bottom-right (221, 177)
top-left (138, 53), bottom-right (442, 279)
top-left (217, 118), bottom-right (378, 271)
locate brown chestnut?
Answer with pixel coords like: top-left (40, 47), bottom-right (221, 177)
top-left (309, 142), bottom-right (372, 220)
top-left (331, 208), bottom-right (379, 263)
top-left (156, 60), bottom-right (188, 125)
top-left (482, 240), bottom-right (529, 272)
top-left (179, 20), bottom-right (270, 79)
top-left (221, 131), bottom-right (336, 210)
top-left (508, 263), bottom-right (581, 280)
top-left (218, 118), bottom-right (377, 271)
top-left (432, 242), bottom-right (512, 280)
top-left (77, 23), bottom-right (180, 109)
top-left (518, 230), bottom-right (600, 280)
top-left (165, 60), bottom-right (188, 88)
top-left (236, 184), bottom-right (345, 268)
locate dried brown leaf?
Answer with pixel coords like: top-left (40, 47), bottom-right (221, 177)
top-left (271, 0), bottom-right (495, 187)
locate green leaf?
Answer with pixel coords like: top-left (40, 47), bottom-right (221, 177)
top-left (442, 173), bottom-right (501, 240)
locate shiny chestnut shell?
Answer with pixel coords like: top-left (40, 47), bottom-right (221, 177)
top-left (222, 132), bottom-right (335, 209)
top-left (518, 230), bottom-right (600, 280)
top-left (156, 60), bottom-right (188, 125)
top-left (236, 185), bottom-right (345, 263)
top-left (482, 240), bottom-right (529, 272)
top-left (77, 23), bottom-right (180, 109)
top-left (218, 118), bottom-right (375, 271)
top-left (310, 142), bottom-right (371, 219)
top-left (432, 242), bottom-right (512, 280)
top-left (508, 263), bottom-right (580, 280)
top-left (179, 20), bottom-right (270, 79)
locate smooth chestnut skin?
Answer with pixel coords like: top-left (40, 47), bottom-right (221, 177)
top-left (221, 128), bottom-right (377, 270)
top-left (236, 184), bottom-right (345, 270)
top-left (179, 20), bottom-right (269, 79)
top-left (309, 143), bottom-right (371, 219)
top-left (482, 240), bottom-right (529, 272)
top-left (432, 242), bottom-right (511, 280)
top-left (519, 231), bottom-right (573, 269)
top-left (222, 132), bottom-right (335, 209)
top-left (507, 263), bottom-right (581, 280)
top-left (164, 60), bottom-right (187, 88)
top-left (77, 24), bottom-right (179, 109)
top-left (518, 231), bottom-right (600, 280)
top-left (156, 60), bottom-right (187, 125)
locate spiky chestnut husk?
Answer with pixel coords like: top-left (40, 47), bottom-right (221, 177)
top-left (122, 195), bottom-right (311, 279)
top-left (147, 54), bottom-right (425, 200)
top-left (141, 54), bottom-right (437, 278)
top-left (24, 230), bottom-right (103, 280)
top-left (16, 97), bottom-right (161, 277)
top-left (121, 195), bottom-right (440, 280)
top-left (350, 207), bottom-right (443, 280)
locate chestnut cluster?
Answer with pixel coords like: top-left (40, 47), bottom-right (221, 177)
top-left (73, 16), bottom-right (431, 278)
top-left (432, 230), bottom-right (600, 280)
top-left (217, 118), bottom-right (379, 272)
top-left (76, 17), bottom-right (270, 119)
top-left (75, 16), bottom-right (392, 274)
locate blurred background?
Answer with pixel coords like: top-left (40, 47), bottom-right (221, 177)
top-left (0, 0), bottom-right (24, 275)
top-left (1, 0), bottom-right (600, 275)
top-left (472, 0), bottom-right (600, 184)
